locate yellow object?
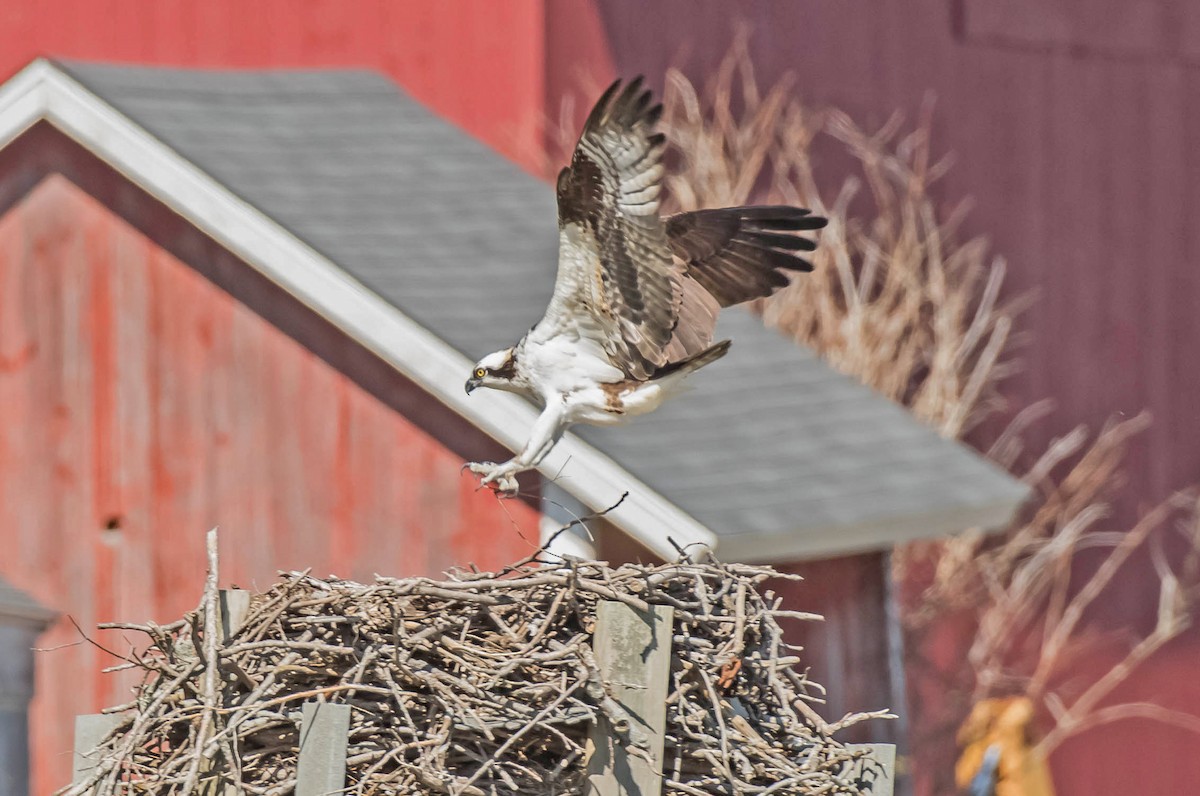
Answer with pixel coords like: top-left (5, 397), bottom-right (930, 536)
top-left (955, 697), bottom-right (1055, 796)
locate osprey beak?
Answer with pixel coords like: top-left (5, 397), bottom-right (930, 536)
top-left (465, 377), bottom-right (481, 395)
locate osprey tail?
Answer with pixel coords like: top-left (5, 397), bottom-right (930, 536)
top-left (609, 339), bottom-right (732, 420)
top-left (654, 339), bottom-right (732, 380)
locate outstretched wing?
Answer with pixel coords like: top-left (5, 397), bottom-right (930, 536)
top-left (666, 206), bottom-right (827, 307)
top-left (541, 77), bottom-right (681, 380)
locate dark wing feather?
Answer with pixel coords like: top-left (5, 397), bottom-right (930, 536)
top-left (551, 77), bottom-right (681, 379)
top-left (666, 206), bottom-right (826, 307)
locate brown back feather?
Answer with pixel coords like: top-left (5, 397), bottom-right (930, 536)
top-left (551, 82), bottom-right (826, 378)
top-left (555, 77), bottom-right (682, 379)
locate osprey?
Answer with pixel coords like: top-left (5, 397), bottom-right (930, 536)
top-left (465, 77), bottom-right (826, 494)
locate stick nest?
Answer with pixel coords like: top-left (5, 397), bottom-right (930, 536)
top-left (65, 549), bottom-right (890, 795)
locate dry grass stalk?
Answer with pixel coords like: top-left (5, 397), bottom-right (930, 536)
top-left (63, 529), bottom-right (890, 796)
top-left (646, 34), bottom-right (1200, 787)
top-left (916, 413), bottom-right (1200, 756)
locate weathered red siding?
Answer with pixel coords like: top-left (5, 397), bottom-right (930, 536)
top-left (0, 0), bottom-right (548, 171)
top-left (0, 171), bottom-right (540, 793)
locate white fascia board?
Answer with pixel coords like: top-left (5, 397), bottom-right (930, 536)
top-left (2, 59), bottom-right (716, 560)
top-left (0, 60), bottom-right (51, 147)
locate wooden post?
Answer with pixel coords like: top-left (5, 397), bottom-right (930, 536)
top-left (585, 601), bottom-right (674, 796)
top-left (846, 743), bottom-right (897, 795)
top-left (71, 713), bottom-right (123, 786)
top-left (218, 589), bottom-right (251, 641)
top-left (195, 589), bottom-right (254, 795)
top-left (295, 701), bottom-right (351, 796)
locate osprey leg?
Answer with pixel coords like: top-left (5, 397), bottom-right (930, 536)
top-left (467, 404), bottom-right (567, 494)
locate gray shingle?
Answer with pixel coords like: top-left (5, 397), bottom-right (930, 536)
top-left (54, 61), bottom-right (1028, 557)
top-left (58, 62), bottom-right (558, 357)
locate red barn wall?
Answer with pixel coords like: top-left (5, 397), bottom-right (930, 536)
top-left (0, 170), bottom-right (541, 793)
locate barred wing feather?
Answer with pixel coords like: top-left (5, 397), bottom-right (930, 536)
top-left (544, 77), bottom-right (683, 380)
top-left (537, 79), bottom-right (828, 379)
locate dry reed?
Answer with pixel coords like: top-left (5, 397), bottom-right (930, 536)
top-left (657, 35), bottom-right (1023, 440)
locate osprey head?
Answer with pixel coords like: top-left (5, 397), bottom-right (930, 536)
top-left (466, 348), bottom-right (519, 394)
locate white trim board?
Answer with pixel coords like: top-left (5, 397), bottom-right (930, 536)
top-left (0, 59), bottom-right (717, 560)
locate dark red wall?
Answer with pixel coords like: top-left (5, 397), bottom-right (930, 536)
top-left (540, 2), bottom-right (1200, 794)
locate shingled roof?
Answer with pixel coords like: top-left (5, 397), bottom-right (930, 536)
top-left (0, 59), bottom-right (1029, 561)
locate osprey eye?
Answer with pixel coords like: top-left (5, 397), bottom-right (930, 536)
top-left (474, 368), bottom-right (486, 379)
